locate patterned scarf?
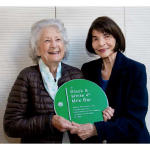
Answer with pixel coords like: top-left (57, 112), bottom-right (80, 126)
top-left (39, 58), bottom-right (62, 100)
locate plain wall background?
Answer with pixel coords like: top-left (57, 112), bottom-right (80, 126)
top-left (0, 6), bottom-right (150, 143)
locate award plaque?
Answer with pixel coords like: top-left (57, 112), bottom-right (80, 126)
top-left (54, 79), bottom-right (108, 124)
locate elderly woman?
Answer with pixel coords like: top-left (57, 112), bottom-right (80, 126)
top-left (70, 16), bottom-right (150, 143)
top-left (3, 18), bottom-right (85, 143)
top-left (4, 18), bottom-right (113, 143)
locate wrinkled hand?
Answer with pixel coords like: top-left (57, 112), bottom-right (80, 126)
top-left (70, 122), bottom-right (97, 140)
top-left (52, 115), bottom-right (76, 132)
top-left (103, 107), bottom-right (115, 122)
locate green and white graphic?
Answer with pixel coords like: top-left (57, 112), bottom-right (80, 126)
top-left (54, 79), bottom-right (108, 124)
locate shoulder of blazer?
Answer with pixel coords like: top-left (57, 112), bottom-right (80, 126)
top-left (81, 58), bottom-right (102, 70)
top-left (113, 52), bottom-right (146, 79)
top-left (128, 57), bottom-right (146, 70)
top-left (113, 52), bottom-right (129, 71)
top-left (82, 52), bottom-right (128, 72)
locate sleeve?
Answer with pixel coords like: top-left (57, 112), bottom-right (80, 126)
top-left (94, 64), bottom-right (149, 142)
top-left (3, 69), bottom-right (55, 138)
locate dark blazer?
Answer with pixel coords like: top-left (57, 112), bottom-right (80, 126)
top-left (81, 51), bottom-right (150, 143)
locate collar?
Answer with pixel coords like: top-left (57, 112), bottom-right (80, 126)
top-left (112, 51), bottom-right (129, 71)
top-left (104, 52), bottom-right (129, 109)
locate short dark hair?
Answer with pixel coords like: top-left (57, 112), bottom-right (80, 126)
top-left (86, 16), bottom-right (125, 54)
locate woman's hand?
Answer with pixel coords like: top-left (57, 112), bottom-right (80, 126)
top-left (70, 122), bottom-right (97, 140)
top-left (52, 115), bottom-right (76, 132)
top-left (103, 107), bottom-right (115, 122)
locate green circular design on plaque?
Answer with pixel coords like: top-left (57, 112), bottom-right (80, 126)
top-left (54, 79), bottom-right (108, 124)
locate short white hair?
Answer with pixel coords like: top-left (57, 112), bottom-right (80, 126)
top-left (28, 18), bottom-right (69, 64)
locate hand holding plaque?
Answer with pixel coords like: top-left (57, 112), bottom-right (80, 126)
top-left (54, 79), bottom-right (108, 124)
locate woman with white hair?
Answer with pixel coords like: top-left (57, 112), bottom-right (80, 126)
top-left (3, 18), bottom-right (84, 143)
top-left (4, 18), bottom-right (113, 143)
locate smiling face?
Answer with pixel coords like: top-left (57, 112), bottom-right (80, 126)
top-left (37, 27), bottom-right (65, 66)
top-left (92, 29), bottom-right (116, 58)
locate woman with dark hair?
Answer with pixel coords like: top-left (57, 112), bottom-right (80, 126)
top-left (70, 16), bottom-right (150, 143)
